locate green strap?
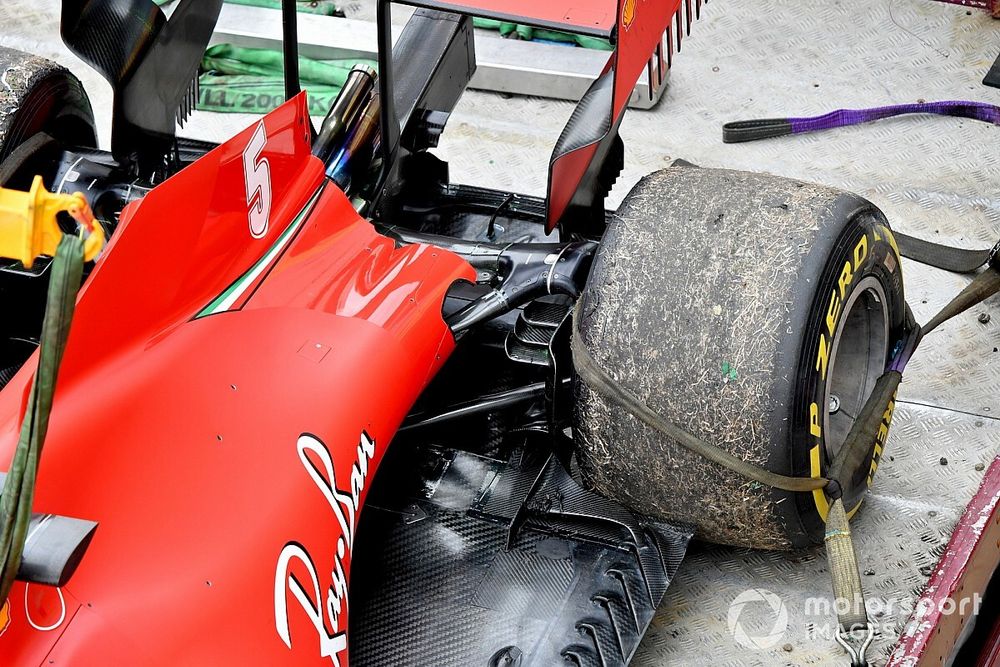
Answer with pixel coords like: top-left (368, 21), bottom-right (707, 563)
top-left (826, 498), bottom-right (874, 666)
top-left (825, 499), bottom-right (868, 630)
top-left (922, 267), bottom-right (1000, 336)
top-left (827, 370), bottom-right (901, 492)
top-left (570, 304), bottom-right (829, 493)
top-left (0, 236), bottom-right (84, 602)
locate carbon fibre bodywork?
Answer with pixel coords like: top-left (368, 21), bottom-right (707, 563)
top-left (350, 443), bottom-right (689, 666)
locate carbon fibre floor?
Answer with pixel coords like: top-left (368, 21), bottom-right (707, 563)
top-left (0, 0), bottom-right (998, 665)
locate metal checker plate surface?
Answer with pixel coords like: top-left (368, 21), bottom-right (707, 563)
top-left (1, 0), bottom-right (998, 664)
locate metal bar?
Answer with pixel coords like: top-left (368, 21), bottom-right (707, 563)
top-left (280, 0), bottom-right (301, 100)
top-left (398, 382), bottom-right (550, 431)
top-left (211, 4), bottom-right (666, 110)
top-left (376, 0), bottom-right (399, 172)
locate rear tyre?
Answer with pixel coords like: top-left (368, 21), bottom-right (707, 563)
top-left (573, 166), bottom-right (906, 550)
top-left (0, 46), bottom-right (96, 168)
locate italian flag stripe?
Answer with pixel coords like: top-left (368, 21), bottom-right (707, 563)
top-left (196, 188), bottom-right (323, 319)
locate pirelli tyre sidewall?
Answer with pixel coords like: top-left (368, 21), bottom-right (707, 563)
top-left (789, 208), bottom-right (906, 543)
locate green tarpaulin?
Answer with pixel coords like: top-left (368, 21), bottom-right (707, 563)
top-left (198, 44), bottom-right (376, 114)
top-left (186, 2), bottom-right (611, 115)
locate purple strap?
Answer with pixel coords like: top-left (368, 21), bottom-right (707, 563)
top-left (723, 100), bottom-right (1000, 143)
top-left (786, 101), bottom-right (1000, 133)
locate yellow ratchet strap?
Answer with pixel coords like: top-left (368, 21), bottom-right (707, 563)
top-left (0, 175), bottom-right (105, 269)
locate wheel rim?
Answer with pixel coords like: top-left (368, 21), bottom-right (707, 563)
top-left (823, 276), bottom-right (889, 463)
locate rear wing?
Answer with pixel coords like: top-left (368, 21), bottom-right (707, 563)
top-left (401, 0), bottom-right (698, 105)
top-left (378, 0), bottom-right (702, 232)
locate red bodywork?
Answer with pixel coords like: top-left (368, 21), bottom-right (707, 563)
top-left (928, 0), bottom-right (1000, 18)
top-left (0, 95), bottom-right (474, 665)
top-left (887, 456), bottom-right (1000, 666)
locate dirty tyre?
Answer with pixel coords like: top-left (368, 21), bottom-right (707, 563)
top-left (0, 46), bottom-right (96, 175)
top-left (573, 167), bottom-right (906, 550)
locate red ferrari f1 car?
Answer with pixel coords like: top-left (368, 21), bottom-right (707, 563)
top-left (0, 0), bottom-right (997, 665)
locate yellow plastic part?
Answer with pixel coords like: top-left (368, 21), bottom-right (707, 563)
top-left (0, 175), bottom-right (105, 269)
